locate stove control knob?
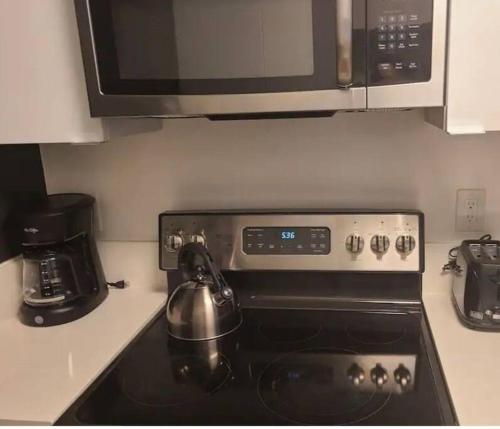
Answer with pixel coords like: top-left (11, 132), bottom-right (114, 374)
top-left (347, 363), bottom-right (365, 386)
top-left (165, 233), bottom-right (184, 252)
top-left (370, 235), bottom-right (390, 255)
top-left (396, 235), bottom-right (416, 256)
top-left (394, 364), bottom-right (412, 387)
top-left (370, 364), bottom-right (389, 388)
top-left (346, 235), bottom-right (364, 254)
top-left (190, 233), bottom-right (206, 247)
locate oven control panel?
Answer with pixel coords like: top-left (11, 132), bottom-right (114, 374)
top-left (368, 0), bottom-right (433, 86)
top-left (160, 211), bottom-right (423, 272)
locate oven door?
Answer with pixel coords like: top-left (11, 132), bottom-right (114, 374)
top-left (74, 0), bottom-right (367, 117)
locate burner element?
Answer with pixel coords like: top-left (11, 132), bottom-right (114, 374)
top-left (258, 348), bottom-right (391, 425)
top-left (120, 354), bottom-right (232, 407)
top-left (258, 323), bottom-right (321, 344)
top-left (346, 315), bottom-right (407, 345)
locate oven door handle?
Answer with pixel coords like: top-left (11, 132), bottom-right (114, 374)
top-left (336, 0), bottom-right (353, 88)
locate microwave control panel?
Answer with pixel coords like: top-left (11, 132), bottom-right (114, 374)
top-left (368, 0), bottom-right (433, 86)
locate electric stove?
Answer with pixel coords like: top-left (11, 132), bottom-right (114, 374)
top-left (56, 210), bottom-right (456, 425)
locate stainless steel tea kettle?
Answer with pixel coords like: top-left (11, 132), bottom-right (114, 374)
top-left (166, 242), bottom-right (242, 341)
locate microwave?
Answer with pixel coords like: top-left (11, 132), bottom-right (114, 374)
top-left (74, 0), bottom-right (447, 118)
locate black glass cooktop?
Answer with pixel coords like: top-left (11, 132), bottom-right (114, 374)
top-left (57, 308), bottom-right (455, 425)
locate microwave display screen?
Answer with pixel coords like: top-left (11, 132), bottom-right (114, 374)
top-left (111, 0), bottom-right (315, 81)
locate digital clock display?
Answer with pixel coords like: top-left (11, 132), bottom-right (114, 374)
top-left (281, 231), bottom-right (296, 240)
top-left (243, 227), bottom-right (331, 255)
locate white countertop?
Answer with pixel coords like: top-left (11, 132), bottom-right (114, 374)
top-left (1, 241), bottom-right (500, 425)
top-left (423, 244), bottom-right (500, 426)
top-left (0, 242), bottom-right (166, 425)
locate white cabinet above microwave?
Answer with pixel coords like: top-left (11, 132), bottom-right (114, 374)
top-left (74, 0), bottom-right (448, 118)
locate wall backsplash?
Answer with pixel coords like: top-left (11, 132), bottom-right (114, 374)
top-left (41, 110), bottom-right (500, 243)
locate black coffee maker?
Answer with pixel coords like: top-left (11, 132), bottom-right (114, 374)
top-left (18, 193), bottom-right (108, 327)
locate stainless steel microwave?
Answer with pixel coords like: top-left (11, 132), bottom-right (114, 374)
top-left (74, 0), bottom-right (447, 118)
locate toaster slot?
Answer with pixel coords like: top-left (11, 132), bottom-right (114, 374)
top-left (469, 244), bottom-right (481, 259)
top-left (468, 243), bottom-right (498, 261)
top-left (483, 244), bottom-right (498, 261)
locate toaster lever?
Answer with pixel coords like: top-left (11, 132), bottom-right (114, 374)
top-left (483, 244), bottom-right (498, 261)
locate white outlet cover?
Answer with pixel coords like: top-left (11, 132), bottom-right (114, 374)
top-left (456, 189), bottom-right (486, 232)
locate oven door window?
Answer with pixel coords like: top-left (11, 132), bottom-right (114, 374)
top-left (88, 0), bottom-right (364, 95)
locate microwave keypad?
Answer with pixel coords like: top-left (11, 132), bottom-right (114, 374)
top-left (368, 0), bottom-right (432, 86)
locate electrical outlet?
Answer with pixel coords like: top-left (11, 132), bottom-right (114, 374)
top-left (456, 189), bottom-right (486, 232)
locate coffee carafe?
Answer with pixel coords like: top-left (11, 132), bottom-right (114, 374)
top-left (166, 242), bottom-right (242, 341)
top-left (18, 194), bottom-right (108, 327)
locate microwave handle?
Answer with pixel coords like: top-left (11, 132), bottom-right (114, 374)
top-left (336, 0), bottom-right (353, 88)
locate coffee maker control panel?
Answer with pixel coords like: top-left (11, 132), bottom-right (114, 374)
top-left (160, 211), bottom-right (423, 273)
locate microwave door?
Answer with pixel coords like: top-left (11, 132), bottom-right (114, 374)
top-left (75, 0), bottom-right (367, 117)
top-left (366, 0), bottom-right (447, 109)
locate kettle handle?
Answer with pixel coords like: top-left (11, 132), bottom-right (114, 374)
top-left (178, 243), bottom-right (233, 301)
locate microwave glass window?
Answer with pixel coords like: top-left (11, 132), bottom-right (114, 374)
top-left (111, 0), bottom-right (315, 81)
top-left (88, 0), bottom-right (363, 95)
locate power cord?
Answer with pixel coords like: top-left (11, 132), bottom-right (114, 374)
top-left (107, 280), bottom-right (127, 289)
top-left (442, 234), bottom-right (492, 274)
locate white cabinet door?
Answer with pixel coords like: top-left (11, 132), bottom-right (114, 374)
top-left (428, 0), bottom-right (500, 135)
top-left (0, 0), bottom-right (160, 144)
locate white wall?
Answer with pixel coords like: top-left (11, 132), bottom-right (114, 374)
top-left (41, 110), bottom-right (500, 243)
